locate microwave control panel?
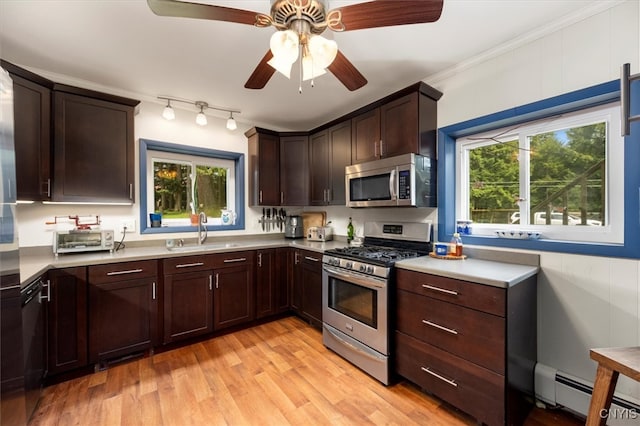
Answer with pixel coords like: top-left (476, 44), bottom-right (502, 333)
top-left (398, 169), bottom-right (411, 199)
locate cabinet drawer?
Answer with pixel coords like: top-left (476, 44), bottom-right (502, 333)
top-left (397, 289), bottom-right (505, 374)
top-left (397, 269), bottom-right (505, 316)
top-left (395, 331), bottom-right (504, 426)
top-left (208, 251), bottom-right (255, 268)
top-left (89, 260), bottom-right (157, 284)
top-left (163, 255), bottom-right (215, 273)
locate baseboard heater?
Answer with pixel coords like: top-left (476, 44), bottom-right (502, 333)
top-left (535, 363), bottom-right (640, 423)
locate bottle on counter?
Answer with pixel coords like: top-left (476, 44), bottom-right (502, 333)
top-left (450, 232), bottom-right (463, 256)
top-left (347, 217), bottom-right (354, 243)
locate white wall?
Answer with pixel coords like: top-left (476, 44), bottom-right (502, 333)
top-left (426, 0), bottom-right (640, 405)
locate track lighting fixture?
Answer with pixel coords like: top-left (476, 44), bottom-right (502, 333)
top-left (162, 99), bottom-right (175, 120)
top-left (226, 112), bottom-right (237, 131)
top-left (157, 96), bottom-right (240, 130)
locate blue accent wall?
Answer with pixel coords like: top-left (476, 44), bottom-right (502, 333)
top-left (438, 80), bottom-right (640, 258)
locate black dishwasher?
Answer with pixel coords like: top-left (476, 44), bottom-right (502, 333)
top-left (21, 277), bottom-right (46, 421)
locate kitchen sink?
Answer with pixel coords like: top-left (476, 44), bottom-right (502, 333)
top-left (167, 242), bottom-right (239, 252)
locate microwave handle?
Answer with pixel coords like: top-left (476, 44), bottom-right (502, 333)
top-left (389, 169), bottom-right (397, 200)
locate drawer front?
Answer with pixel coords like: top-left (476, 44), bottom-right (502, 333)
top-left (397, 269), bottom-right (505, 316)
top-left (208, 251), bottom-right (255, 268)
top-left (163, 255), bottom-right (215, 273)
top-left (395, 331), bottom-right (505, 426)
top-left (397, 289), bottom-right (505, 374)
top-left (89, 260), bottom-right (157, 284)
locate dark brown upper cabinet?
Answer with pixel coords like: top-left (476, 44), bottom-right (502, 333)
top-left (246, 127), bottom-right (280, 206)
top-left (280, 134), bottom-right (309, 206)
top-left (351, 82), bottom-right (442, 164)
top-left (53, 87), bottom-right (138, 203)
top-left (3, 60), bottom-right (53, 201)
top-left (310, 120), bottom-right (351, 206)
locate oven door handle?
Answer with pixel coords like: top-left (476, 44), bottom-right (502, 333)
top-left (323, 265), bottom-right (386, 289)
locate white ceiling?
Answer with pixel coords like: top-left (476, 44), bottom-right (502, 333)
top-left (0, 0), bottom-right (621, 131)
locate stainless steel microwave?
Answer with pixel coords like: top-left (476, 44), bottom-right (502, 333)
top-left (345, 153), bottom-right (436, 208)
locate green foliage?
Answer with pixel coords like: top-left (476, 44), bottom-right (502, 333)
top-left (468, 122), bottom-right (605, 224)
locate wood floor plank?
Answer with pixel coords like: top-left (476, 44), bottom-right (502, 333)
top-left (31, 316), bottom-right (584, 426)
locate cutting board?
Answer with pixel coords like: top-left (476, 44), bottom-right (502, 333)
top-left (301, 211), bottom-right (326, 237)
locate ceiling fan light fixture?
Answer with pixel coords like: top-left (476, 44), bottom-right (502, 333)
top-left (307, 34), bottom-right (338, 69)
top-left (268, 30), bottom-right (299, 78)
top-left (302, 55), bottom-right (327, 81)
top-left (226, 112), bottom-right (237, 131)
top-left (162, 99), bottom-right (175, 120)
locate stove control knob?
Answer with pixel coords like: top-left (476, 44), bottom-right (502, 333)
top-left (366, 266), bottom-right (374, 274)
top-left (359, 265), bottom-right (366, 272)
top-left (345, 261), bottom-right (353, 269)
top-left (332, 258), bottom-right (340, 266)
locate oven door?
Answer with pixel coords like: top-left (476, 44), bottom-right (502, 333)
top-left (322, 264), bottom-right (388, 354)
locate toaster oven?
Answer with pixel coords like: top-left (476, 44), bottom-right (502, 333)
top-left (53, 230), bottom-right (115, 255)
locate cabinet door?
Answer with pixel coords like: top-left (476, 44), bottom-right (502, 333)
top-left (275, 247), bottom-right (291, 313)
top-left (213, 264), bottom-right (255, 330)
top-left (47, 267), bottom-right (87, 375)
top-left (88, 277), bottom-right (157, 363)
top-left (351, 108), bottom-right (380, 164)
top-left (256, 249), bottom-right (276, 319)
top-left (298, 251), bottom-right (323, 327)
top-left (328, 120), bottom-right (351, 205)
top-left (309, 130), bottom-right (330, 205)
top-left (380, 92), bottom-right (419, 158)
top-left (53, 91), bottom-right (134, 203)
top-left (11, 74), bottom-right (51, 201)
top-left (163, 270), bottom-right (213, 344)
top-left (247, 129), bottom-right (280, 206)
top-left (280, 135), bottom-right (309, 206)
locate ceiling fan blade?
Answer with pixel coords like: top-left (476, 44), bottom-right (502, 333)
top-left (245, 51), bottom-right (276, 90)
top-left (333, 0), bottom-right (444, 31)
top-left (147, 0), bottom-right (258, 26)
top-left (327, 51), bottom-right (367, 91)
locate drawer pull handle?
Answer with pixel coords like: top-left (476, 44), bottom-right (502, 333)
top-left (107, 268), bottom-right (143, 276)
top-left (223, 257), bottom-right (246, 263)
top-left (422, 284), bottom-right (458, 296)
top-left (421, 367), bottom-right (458, 387)
top-left (176, 262), bottom-right (204, 268)
top-left (304, 256), bottom-right (320, 262)
top-left (422, 319), bottom-right (458, 335)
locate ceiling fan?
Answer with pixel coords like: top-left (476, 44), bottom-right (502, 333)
top-left (147, 0), bottom-right (444, 91)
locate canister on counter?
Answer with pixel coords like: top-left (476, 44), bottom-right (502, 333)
top-left (456, 220), bottom-right (472, 235)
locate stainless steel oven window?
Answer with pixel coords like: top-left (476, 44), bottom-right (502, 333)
top-left (328, 275), bottom-right (377, 328)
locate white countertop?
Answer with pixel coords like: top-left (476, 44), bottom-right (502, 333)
top-left (395, 255), bottom-right (539, 288)
top-left (19, 237), bottom-right (347, 286)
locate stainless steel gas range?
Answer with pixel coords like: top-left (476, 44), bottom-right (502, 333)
top-left (321, 221), bottom-right (432, 384)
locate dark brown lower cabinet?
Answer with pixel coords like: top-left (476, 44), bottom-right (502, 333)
top-left (88, 261), bottom-right (158, 364)
top-left (292, 249), bottom-right (323, 327)
top-left (394, 268), bottom-right (537, 426)
top-left (47, 267), bottom-right (88, 375)
top-left (213, 265), bottom-right (254, 330)
top-left (163, 270), bottom-right (213, 344)
top-left (256, 248), bottom-right (290, 319)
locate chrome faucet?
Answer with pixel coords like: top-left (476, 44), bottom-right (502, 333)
top-left (197, 211), bottom-right (208, 245)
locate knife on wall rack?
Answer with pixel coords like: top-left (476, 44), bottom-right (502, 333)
top-left (261, 208), bottom-right (265, 231)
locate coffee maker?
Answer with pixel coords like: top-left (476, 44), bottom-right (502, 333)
top-left (284, 215), bottom-right (304, 239)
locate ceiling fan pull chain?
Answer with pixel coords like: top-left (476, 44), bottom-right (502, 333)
top-left (299, 43), bottom-right (303, 94)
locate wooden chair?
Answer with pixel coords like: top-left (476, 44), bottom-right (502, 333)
top-left (586, 347), bottom-right (640, 426)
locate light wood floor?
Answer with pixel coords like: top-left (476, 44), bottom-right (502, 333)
top-left (29, 316), bottom-right (584, 426)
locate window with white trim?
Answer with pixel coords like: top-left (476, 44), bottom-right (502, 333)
top-left (456, 102), bottom-right (623, 244)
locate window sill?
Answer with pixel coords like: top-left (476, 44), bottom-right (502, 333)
top-left (140, 224), bottom-right (245, 234)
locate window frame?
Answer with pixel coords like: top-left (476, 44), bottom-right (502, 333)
top-left (438, 79), bottom-right (640, 259)
top-left (455, 103), bottom-right (623, 244)
top-left (139, 138), bottom-right (245, 234)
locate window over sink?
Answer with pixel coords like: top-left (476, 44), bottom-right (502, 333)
top-left (139, 139), bottom-right (245, 234)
